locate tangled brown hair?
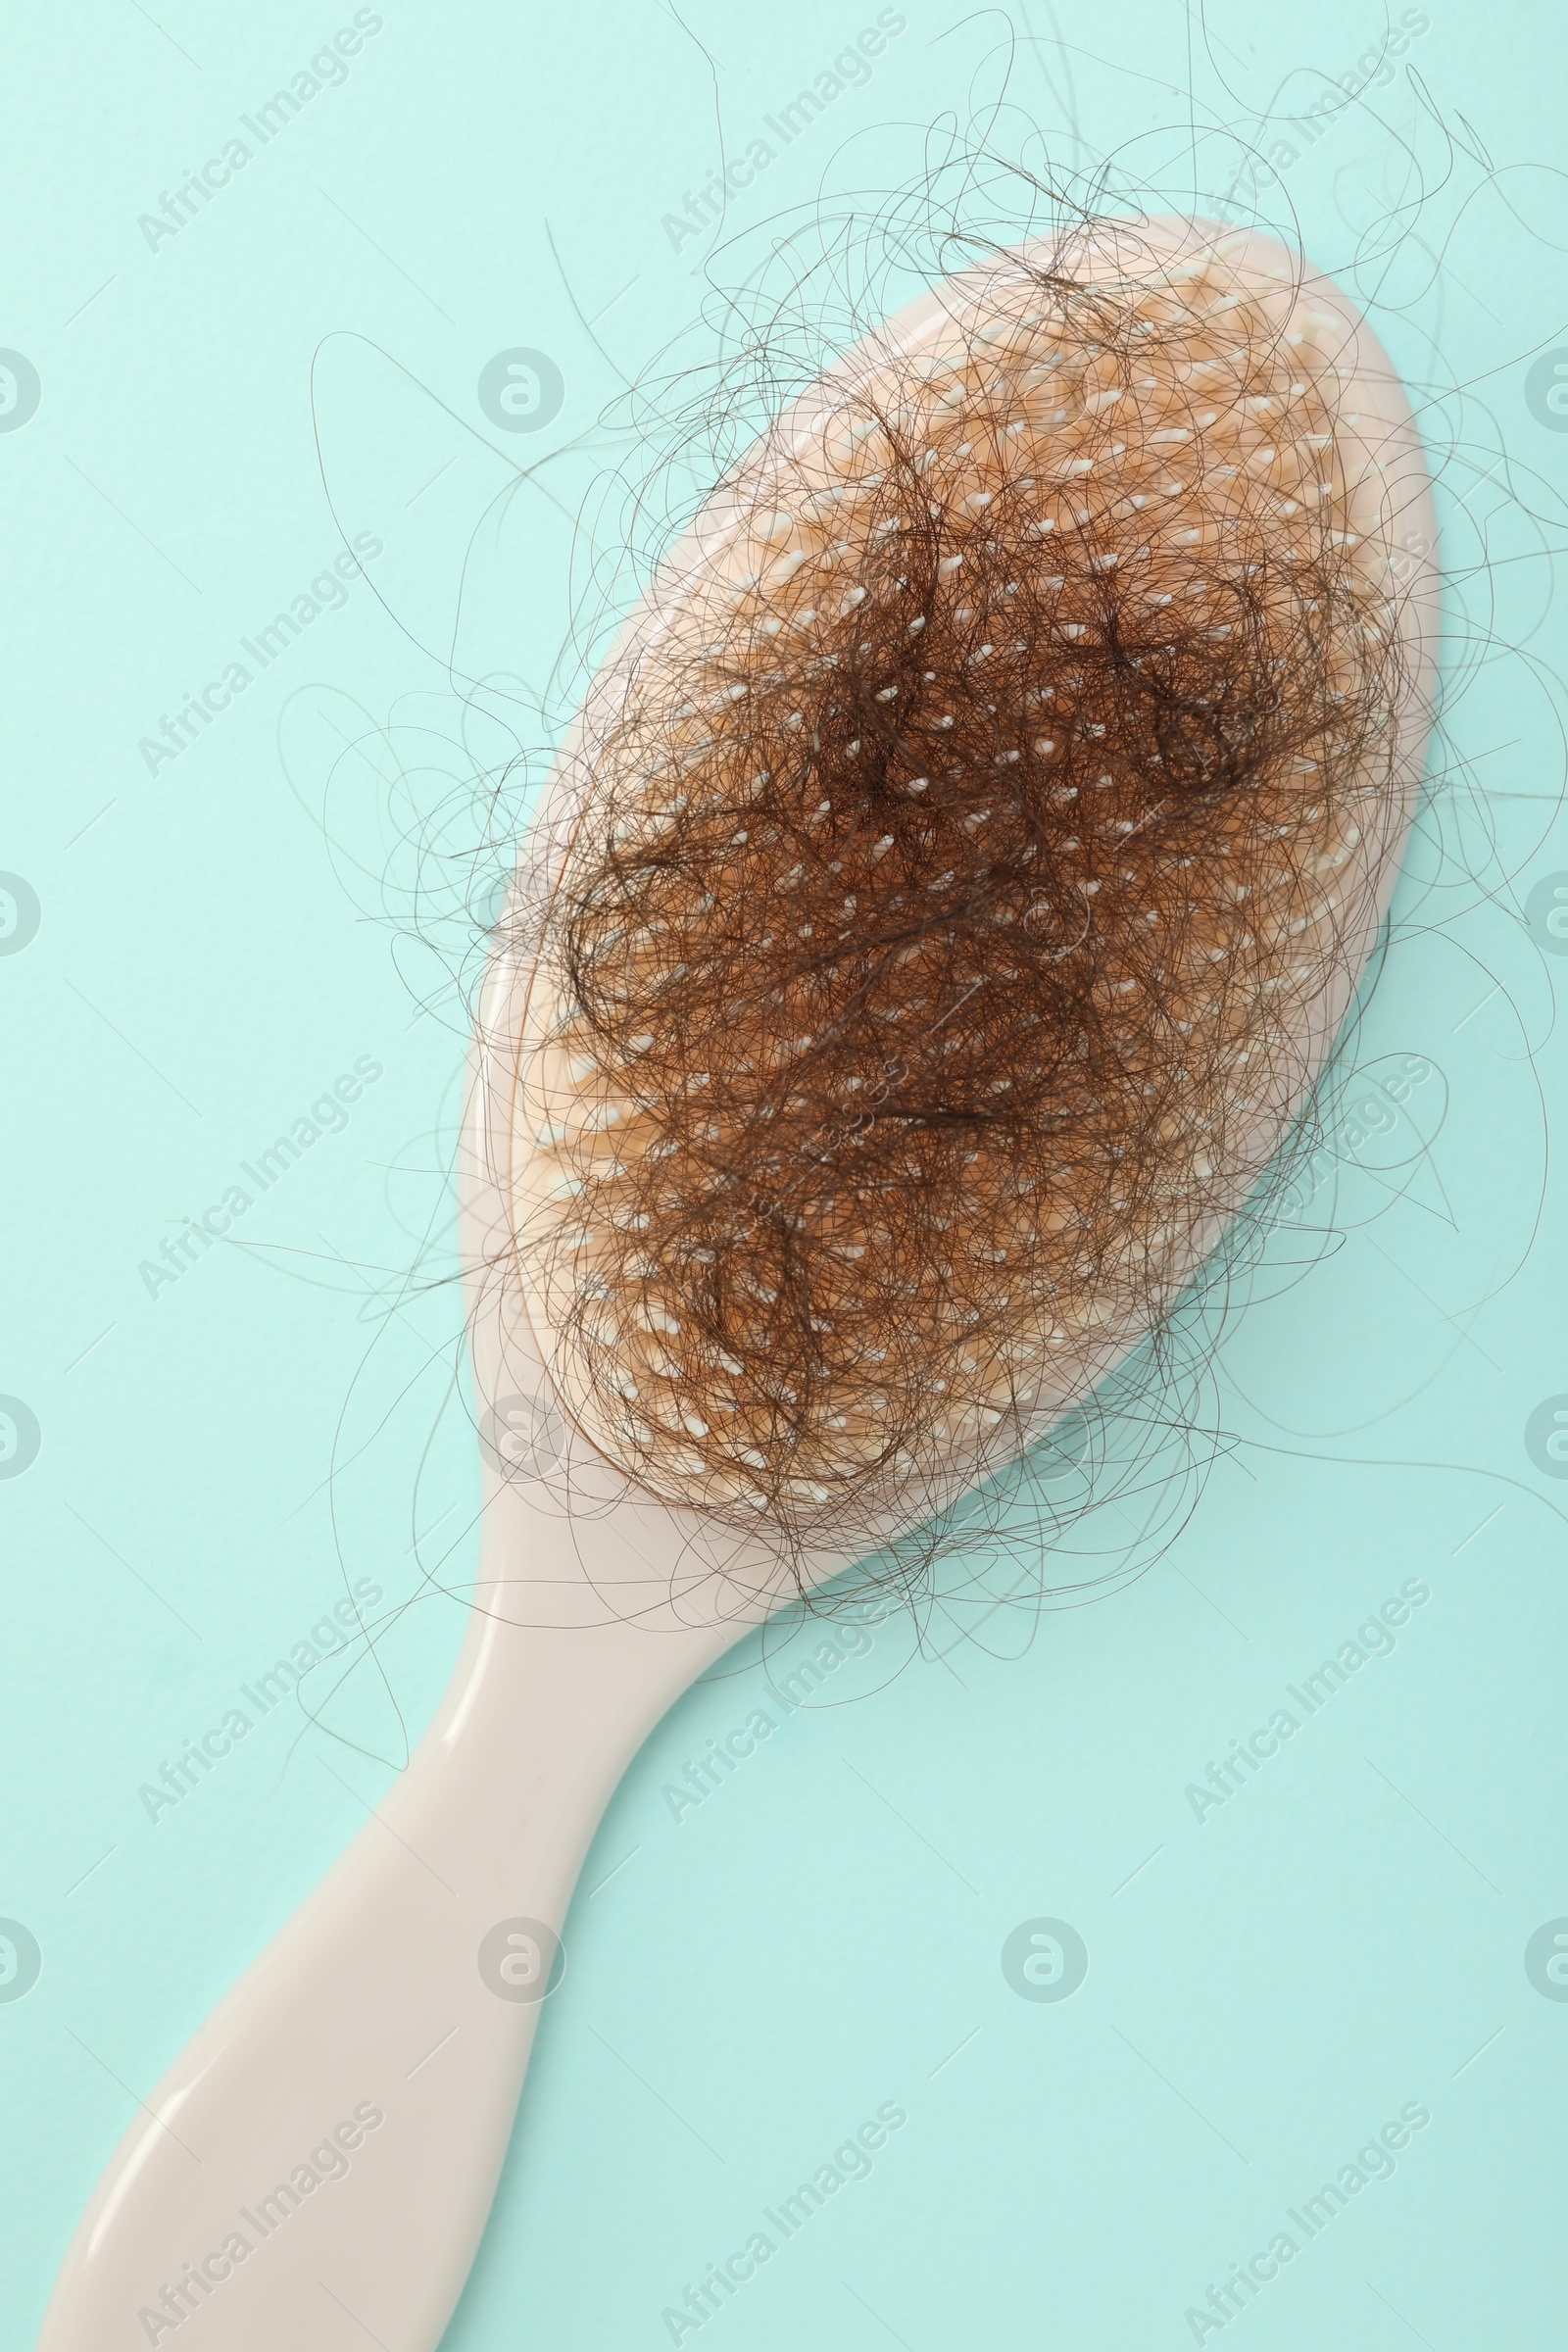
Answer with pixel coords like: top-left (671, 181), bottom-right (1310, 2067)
top-left (507, 218), bottom-right (1426, 1554)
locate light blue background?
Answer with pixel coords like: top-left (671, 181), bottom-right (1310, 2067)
top-left (2, 3), bottom-right (1566, 2347)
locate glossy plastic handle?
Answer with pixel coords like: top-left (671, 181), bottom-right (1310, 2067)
top-left (34, 1503), bottom-right (731, 2352)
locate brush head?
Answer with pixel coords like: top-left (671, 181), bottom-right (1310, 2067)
top-left (497, 216), bottom-right (1437, 1558)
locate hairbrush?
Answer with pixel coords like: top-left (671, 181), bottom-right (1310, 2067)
top-left (38, 212), bottom-right (1437, 2351)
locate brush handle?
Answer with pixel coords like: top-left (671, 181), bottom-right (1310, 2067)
top-left (34, 1545), bottom-right (730, 2352)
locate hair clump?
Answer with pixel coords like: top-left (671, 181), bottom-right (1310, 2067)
top-left (510, 220), bottom-right (1415, 1552)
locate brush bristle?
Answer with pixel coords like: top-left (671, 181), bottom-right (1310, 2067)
top-left (509, 225), bottom-right (1417, 1543)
